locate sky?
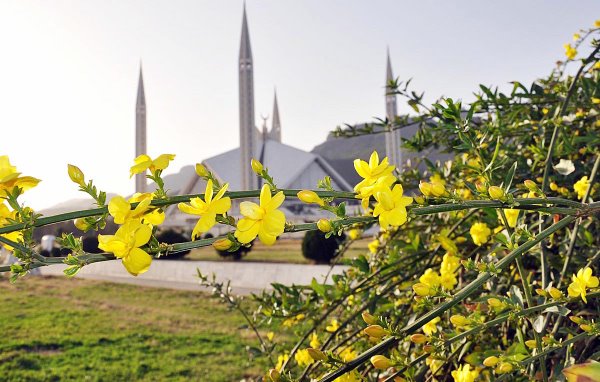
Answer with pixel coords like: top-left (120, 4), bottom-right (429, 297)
top-left (0, 0), bottom-right (599, 210)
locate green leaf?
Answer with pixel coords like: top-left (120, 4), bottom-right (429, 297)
top-left (503, 161), bottom-right (518, 192)
top-left (311, 278), bottom-right (326, 297)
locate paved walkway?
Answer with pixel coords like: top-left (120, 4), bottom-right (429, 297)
top-left (39, 259), bottom-right (347, 295)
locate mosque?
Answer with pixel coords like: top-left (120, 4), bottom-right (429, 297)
top-left (129, 6), bottom-right (410, 229)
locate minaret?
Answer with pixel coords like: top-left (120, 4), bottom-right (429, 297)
top-left (270, 90), bottom-right (282, 142)
top-left (385, 49), bottom-right (401, 171)
top-left (239, 5), bottom-right (258, 190)
top-left (135, 66), bottom-right (147, 193)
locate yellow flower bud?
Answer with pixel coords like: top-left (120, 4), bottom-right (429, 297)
top-left (67, 164), bottom-right (85, 186)
top-left (297, 190), bottom-right (325, 206)
top-left (419, 181), bottom-right (433, 196)
top-left (422, 344), bottom-right (435, 353)
top-left (430, 183), bottom-right (446, 197)
top-left (74, 218), bottom-right (90, 231)
top-left (475, 182), bottom-right (487, 193)
top-left (580, 324), bottom-right (593, 332)
top-left (483, 356), bottom-right (499, 367)
top-left (524, 179), bottom-right (537, 191)
top-left (251, 158), bottom-right (263, 175)
top-left (268, 368), bottom-right (281, 382)
top-left (525, 339), bottom-right (537, 349)
top-left (307, 348), bottom-right (327, 361)
top-left (413, 283), bottom-right (433, 296)
top-left (535, 288), bottom-right (548, 297)
top-left (317, 219), bottom-right (332, 233)
top-left (370, 355), bottom-right (393, 370)
top-left (212, 238), bottom-right (233, 251)
top-left (549, 182), bottom-right (558, 191)
top-left (195, 163), bottom-right (209, 177)
top-left (361, 311), bottom-right (378, 325)
top-left (548, 287), bottom-right (563, 300)
top-left (410, 333), bottom-right (428, 344)
top-left (487, 298), bottom-right (503, 307)
top-left (496, 362), bottom-right (513, 374)
top-left (414, 196), bottom-right (425, 205)
top-left (569, 316), bottom-right (583, 324)
top-left (450, 314), bottom-right (470, 327)
top-left (363, 325), bottom-right (387, 339)
top-left (488, 186), bottom-right (505, 200)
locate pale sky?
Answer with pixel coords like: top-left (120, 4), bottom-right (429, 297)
top-left (1, 0), bottom-right (598, 210)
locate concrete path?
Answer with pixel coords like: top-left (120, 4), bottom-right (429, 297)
top-left (39, 259), bottom-right (348, 295)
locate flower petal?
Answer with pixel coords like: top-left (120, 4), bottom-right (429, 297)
top-left (122, 248), bottom-right (152, 276)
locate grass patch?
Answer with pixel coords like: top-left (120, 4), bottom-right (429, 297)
top-left (0, 276), bottom-right (268, 381)
top-left (186, 238), bottom-right (370, 263)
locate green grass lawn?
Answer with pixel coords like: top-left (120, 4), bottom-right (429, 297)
top-left (0, 276), bottom-right (268, 381)
top-left (186, 238), bottom-right (370, 263)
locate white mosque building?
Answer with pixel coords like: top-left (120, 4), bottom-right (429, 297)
top-left (41, 6), bottom-right (413, 230)
top-left (128, 6), bottom-right (406, 229)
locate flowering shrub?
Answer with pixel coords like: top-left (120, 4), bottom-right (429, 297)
top-left (0, 21), bottom-right (599, 382)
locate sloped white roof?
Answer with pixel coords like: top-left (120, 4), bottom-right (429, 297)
top-left (195, 139), bottom-right (353, 192)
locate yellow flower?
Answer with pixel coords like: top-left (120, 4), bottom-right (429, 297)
top-left (356, 174), bottom-right (396, 210)
top-left (297, 190), bottom-right (325, 206)
top-left (294, 349), bottom-right (314, 367)
top-left (413, 282), bottom-right (434, 296)
top-left (451, 364), bottom-right (479, 382)
top-left (109, 193), bottom-right (165, 226)
top-left (500, 208), bottom-right (520, 228)
top-left (568, 267), bottom-right (599, 303)
top-left (372, 184), bottom-right (412, 229)
top-left (129, 153), bottom-right (175, 177)
top-left (178, 180), bottom-right (231, 239)
top-left (326, 319), bottom-right (340, 332)
top-left (422, 316), bottom-right (441, 336)
top-left (440, 272), bottom-right (458, 290)
top-left (593, 97), bottom-right (600, 104)
top-left (470, 222), bottom-right (491, 246)
top-left (595, 19), bottom-right (600, 27)
top-left (368, 239), bottom-right (379, 254)
top-left (275, 353), bottom-right (289, 372)
top-left (573, 33), bottom-right (581, 41)
top-left (309, 332), bottom-right (321, 348)
top-left (0, 156), bottom-right (40, 196)
top-left (267, 331), bottom-right (275, 341)
top-left (573, 176), bottom-right (590, 200)
top-left (98, 220), bottom-right (153, 276)
top-left (234, 184), bottom-right (285, 245)
top-left (564, 43), bottom-right (577, 60)
top-left (348, 228), bottom-right (361, 240)
top-left (420, 268), bottom-right (441, 287)
top-left (354, 151), bottom-right (395, 193)
top-left (0, 203), bottom-right (23, 251)
top-left (441, 253), bottom-right (460, 276)
top-left (338, 347), bottom-right (357, 362)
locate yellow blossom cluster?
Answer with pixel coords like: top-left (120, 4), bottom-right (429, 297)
top-left (414, 252), bottom-right (461, 296)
